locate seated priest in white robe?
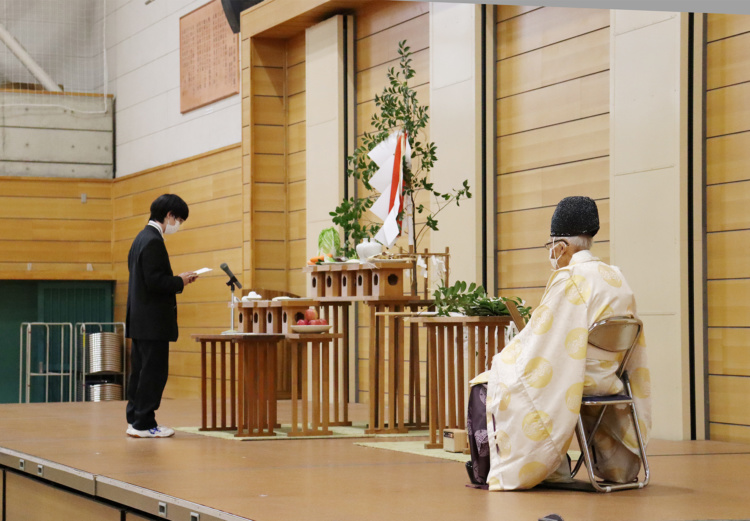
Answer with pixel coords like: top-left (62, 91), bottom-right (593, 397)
top-left (466, 196), bottom-right (651, 490)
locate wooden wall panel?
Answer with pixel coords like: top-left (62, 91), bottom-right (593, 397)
top-left (709, 375), bottom-right (750, 426)
top-left (356, 13), bottom-right (429, 72)
top-left (286, 34), bottom-right (306, 295)
top-left (497, 28), bottom-right (609, 99)
top-left (707, 13), bottom-right (750, 43)
top-left (356, 1), bottom-right (429, 39)
top-left (498, 71), bottom-right (609, 136)
top-left (497, 7), bottom-right (610, 60)
top-left (706, 230), bottom-right (750, 281)
top-left (707, 132), bottom-right (750, 185)
top-left (495, 5), bottom-right (610, 310)
top-left (243, 32), bottom-right (306, 296)
top-left (707, 181), bottom-right (750, 232)
top-left (706, 81), bottom-right (750, 138)
top-left (706, 14), bottom-right (750, 441)
top-left (498, 5), bottom-right (542, 22)
top-left (0, 178), bottom-right (113, 279)
top-left (357, 48), bottom-right (429, 103)
top-left (707, 31), bottom-right (750, 91)
top-left (497, 157), bottom-right (609, 213)
top-left (248, 38), bottom-right (285, 291)
top-left (112, 144), bottom-right (243, 400)
top-left (708, 328), bottom-right (750, 377)
top-left (710, 422), bottom-right (750, 444)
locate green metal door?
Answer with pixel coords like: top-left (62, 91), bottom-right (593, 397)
top-left (0, 281), bottom-right (113, 403)
top-left (0, 282), bottom-right (38, 403)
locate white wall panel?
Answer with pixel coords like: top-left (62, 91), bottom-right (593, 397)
top-left (107, 0), bottom-right (241, 177)
top-left (430, 4), bottom-right (482, 286)
top-left (612, 13), bottom-right (680, 176)
top-left (610, 11), bottom-right (691, 440)
top-left (115, 51), bottom-right (179, 111)
top-left (306, 16), bottom-right (346, 260)
top-left (116, 102), bottom-right (240, 176)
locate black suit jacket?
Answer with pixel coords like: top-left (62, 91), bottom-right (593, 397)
top-left (126, 225), bottom-right (184, 341)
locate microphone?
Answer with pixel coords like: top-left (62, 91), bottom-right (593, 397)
top-left (220, 263), bottom-right (242, 289)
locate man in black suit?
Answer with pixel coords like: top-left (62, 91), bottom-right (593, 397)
top-left (125, 194), bottom-right (197, 438)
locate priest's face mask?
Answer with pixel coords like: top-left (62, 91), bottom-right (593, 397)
top-left (545, 238), bottom-right (568, 270)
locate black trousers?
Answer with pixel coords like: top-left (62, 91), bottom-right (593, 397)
top-left (126, 338), bottom-right (170, 430)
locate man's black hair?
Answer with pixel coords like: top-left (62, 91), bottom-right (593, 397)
top-left (149, 194), bottom-right (189, 223)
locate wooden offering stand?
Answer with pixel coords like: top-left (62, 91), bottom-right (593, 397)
top-left (239, 297), bottom-right (352, 428)
top-left (286, 331), bottom-right (344, 436)
top-left (304, 259), bottom-right (434, 434)
top-left (192, 333), bottom-right (284, 437)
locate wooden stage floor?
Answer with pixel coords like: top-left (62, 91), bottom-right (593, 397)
top-left (1, 398), bottom-right (749, 521)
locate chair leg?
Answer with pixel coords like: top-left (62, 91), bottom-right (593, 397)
top-left (625, 378), bottom-right (650, 488)
top-left (575, 415), bottom-right (614, 492)
top-left (571, 404), bottom-right (608, 478)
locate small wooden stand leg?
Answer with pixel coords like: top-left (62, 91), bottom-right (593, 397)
top-left (291, 342), bottom-right (299, 435)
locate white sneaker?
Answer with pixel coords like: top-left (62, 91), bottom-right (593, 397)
top-left (126, 425), bottom-right (175, 438)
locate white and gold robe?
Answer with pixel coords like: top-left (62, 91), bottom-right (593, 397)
top-left (485, 249), bottom-right (651, 490)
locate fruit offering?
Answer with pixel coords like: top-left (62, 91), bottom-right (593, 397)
top-left (295, 317), bottom-right (328, 326)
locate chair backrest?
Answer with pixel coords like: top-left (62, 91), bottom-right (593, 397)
top-left (587, 316), bottom-right (643, 377)
top-left (505, 299), bottom-right (527, 332)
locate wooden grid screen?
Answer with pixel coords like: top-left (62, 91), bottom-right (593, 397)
top-left (354, 1), bottom-right (430, 403)
top-left (112, 144), bottom-right (243, 399)
top-left (705, 13), bottom-right (750, 444)
top-left (495, 5), bottom-right (611, 309)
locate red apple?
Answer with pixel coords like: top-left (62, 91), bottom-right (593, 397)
top-left (297, 319), bottom-right (309, 325)
top-left (304, 307), bottom-right (318, 321)
top-left (318, 318), bottom-right (328, 325)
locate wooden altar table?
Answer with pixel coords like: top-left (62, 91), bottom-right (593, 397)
top-left (192, 333), bottom-right (284, 437)
top-left (286, 332), bottom-right (344, 436)
top-left (411, 316), bottom-right (513, 448)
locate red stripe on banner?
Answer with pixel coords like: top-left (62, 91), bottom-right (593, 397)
top-left (388, 135), bottom-right (402, 213)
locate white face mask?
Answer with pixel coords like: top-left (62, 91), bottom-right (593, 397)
top-left (549, 239), bottom-right (561, 271)
top-left (164, 216), bottom-right (181, 235)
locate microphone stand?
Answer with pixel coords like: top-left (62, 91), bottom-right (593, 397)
top-left (222, 278), bottom-right (240, 335)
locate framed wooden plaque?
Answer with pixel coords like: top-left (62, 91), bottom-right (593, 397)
top-left (179, 0), bottom-right (239, 113)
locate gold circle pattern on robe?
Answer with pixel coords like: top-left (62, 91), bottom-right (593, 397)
top-left (530, 305), bottom-right (554, 335)
top-left (630, 367), bottom-right (651, 399)
top-left (596, 304), bottom-right (615, 320)
top-left (565, 382), bottom-right (584, 414)
top-left (497, 382), bottom-right (511, 411)
top-left (500, 339), bottom-right (522, 364)
top-left (496, 430), bottom-right (511, 459)
top-left (518, 461), bottom-right (549, 488)
top-left (522, 357), bottom-right (554, 388)
top-left (522, 410), bottom-right (553, 441)
top-left (599, 264), bottom-right (623, 288)
top-left (564, 275), bottom-right (591, 305)
top-left (564, 327), bottom-right (588, 359)
top-left (622, 418), bottom-right (648, 449)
